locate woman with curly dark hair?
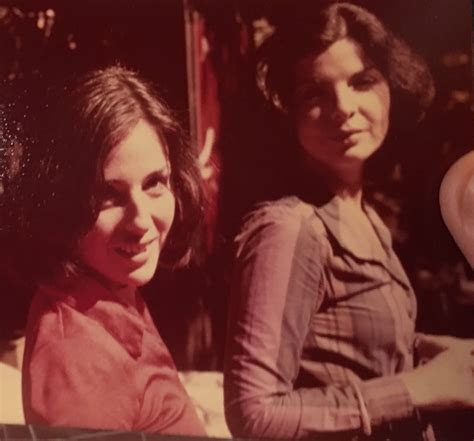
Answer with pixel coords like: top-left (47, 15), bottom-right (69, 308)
top-left (224, 3), bottom-right (474, 440)
top-left (6, 65), bottom-right (206, 435)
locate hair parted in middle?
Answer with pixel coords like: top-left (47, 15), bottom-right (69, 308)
top-left (256, 2), bottom-right (435, 128)
top-left (7, 64), bottom-right (203, 282)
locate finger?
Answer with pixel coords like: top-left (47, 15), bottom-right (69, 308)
top-left (417, 333), bottom-right (452, 346)
top-left (415, 334), bottom-right (450, 358)
top-left (420, 335), bottom-right (474, 352)
top-left (458, 340), bottom-right (474, 353)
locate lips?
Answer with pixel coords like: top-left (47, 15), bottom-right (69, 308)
top-left (332, 129), bottom-right (364, 141)
top-left (114, 238), bottom-right (157, 259)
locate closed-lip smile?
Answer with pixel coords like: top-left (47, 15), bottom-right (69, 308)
top-left (332, 128), bottom-right (363, 141)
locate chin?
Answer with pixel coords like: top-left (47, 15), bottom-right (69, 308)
top-left (344, 143), bottom-right (379, 162)
top-left (126, 248), bottom-right (161, 286)
top-left (126, 264), bottom-right (158, 287)
top-left (333, 151), bottom-right (367, 167)
top-left (112, 255), bottom-right (159, 288)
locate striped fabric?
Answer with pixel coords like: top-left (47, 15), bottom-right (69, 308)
top-left (224, 195), bottom-right (429, 440)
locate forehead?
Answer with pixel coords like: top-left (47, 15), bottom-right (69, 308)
top-left (293, 38), bottom-right (370, 84)
top-left (103, 119), bottom-right (169, 179)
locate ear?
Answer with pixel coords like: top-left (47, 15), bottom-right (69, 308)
top-left (439, 151), bottom-right (474, 268)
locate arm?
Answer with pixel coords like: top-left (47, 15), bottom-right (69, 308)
top-left (224, 204), bottom-right (416, 439)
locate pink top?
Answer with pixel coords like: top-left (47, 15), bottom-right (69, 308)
top-left (225, 196), bottom-right (431, 439)
top-left (22, 273), bottom-right (207, 436)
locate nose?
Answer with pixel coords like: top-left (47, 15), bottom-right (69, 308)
top-left (330, 85), bottom-right (356, 124)
top-left (125, 192), bottom-right (152, 235)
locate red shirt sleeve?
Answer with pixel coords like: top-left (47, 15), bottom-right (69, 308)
top-left (23, 282), bottom-right (207, 437)
top-left (24, 336), bottom-right (139, 431)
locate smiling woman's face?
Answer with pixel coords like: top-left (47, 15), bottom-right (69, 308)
top-left (77, 119), bottom-right (176, 288)
top-left (292, 37), bottom-right (391, 174)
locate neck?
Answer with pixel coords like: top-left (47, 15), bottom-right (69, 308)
top-left (78, 264), bottom-right (138, 308)
top-left (301, 156), bottom-right (364, 207)
top-left (112, 284), bottom-right (138, 308)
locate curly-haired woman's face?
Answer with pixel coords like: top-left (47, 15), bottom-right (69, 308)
top-left (292, 37), bottom-right (391, 174)
top-left (77, 120), bottom-right (175, 288)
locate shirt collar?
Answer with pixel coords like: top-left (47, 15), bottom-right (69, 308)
top-left (298, 190), bottom-right (411, 289)
top-left (314, 196), bottom-right (393, 261)
top-left (39, 273), bottom-right (146, 358)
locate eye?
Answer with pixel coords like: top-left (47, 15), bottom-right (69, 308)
top-left (98, 184), bottom-right (126, 208)
top-left (294, 84), bottom-right (325, 107)
top-left (350, 70), bottom-right (381, 90)
top-left (143, 171), bottom-right (170, 196)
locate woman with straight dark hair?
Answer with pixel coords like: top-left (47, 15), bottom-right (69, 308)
top-left (224, 3), bottom-right (474, 440)
top-left (5, 65), bottom-right (206, 435)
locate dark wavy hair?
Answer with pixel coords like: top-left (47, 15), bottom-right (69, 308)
top-left (253, 2), bottom-right (435, 190)
top-left (257, 2), bottom-right (435, 130)
top-left (2, 65), bottom-right (203, 283)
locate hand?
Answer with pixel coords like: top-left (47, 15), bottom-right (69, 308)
top-left (415, 333), bottom-right (474, 363)
top-left (400, 345), bottom-right (474, 411)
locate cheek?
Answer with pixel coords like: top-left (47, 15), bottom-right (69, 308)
top-left (369, 85), bottom-right (391, 136)
top-left (91, 210), bottom-right (123, 243)
top-left (152, 192), bottom-right (176, 237)
top-left (295, 107), bottom-right (324, 145)
top-left (78, 212), bottom-right (121, 259)
top-left (297, 106), bottom-right (323, 128)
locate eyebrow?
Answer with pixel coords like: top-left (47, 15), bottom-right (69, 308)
top-left (307, 59), bottom-right (378, 79)
top-left (353, 66), bottom-right (380, 76)
top-left (294, 79), bottom-right (323, 92)
top-left (295, 65), bottom-right (381, 91)
top-left (104, 166), bottom-right (171, 186)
